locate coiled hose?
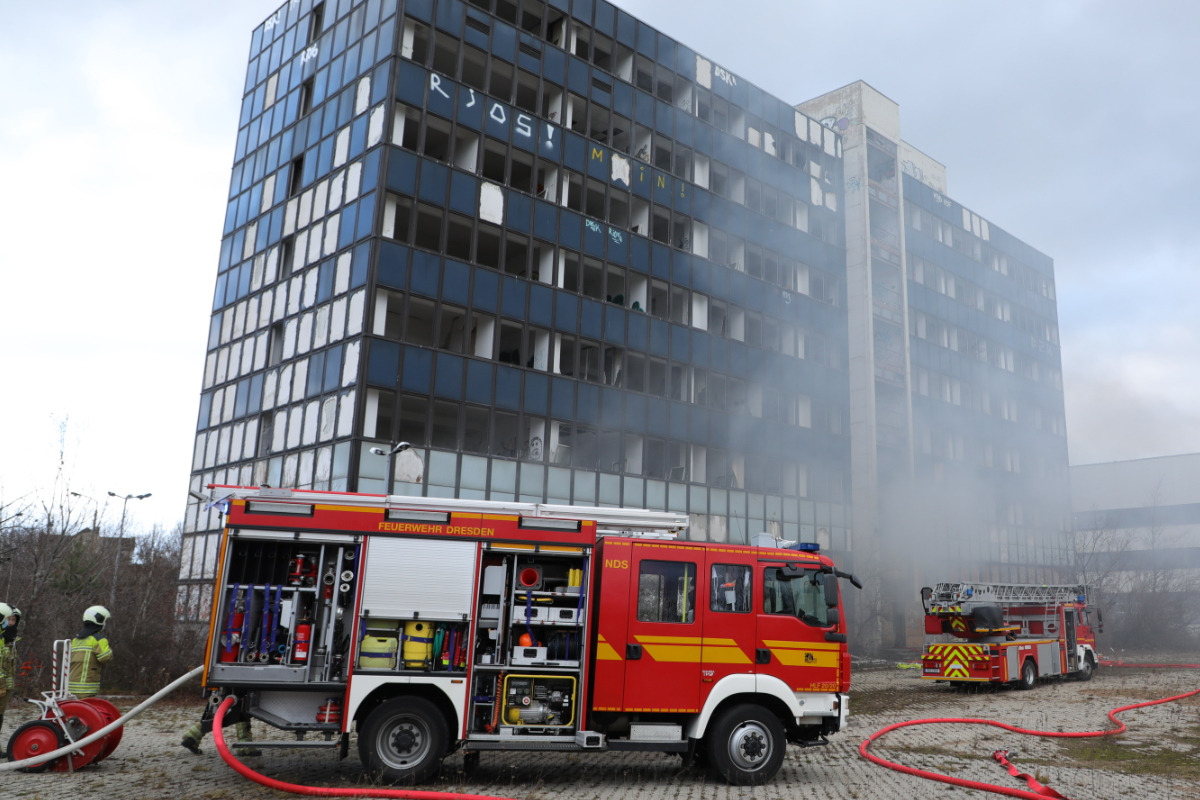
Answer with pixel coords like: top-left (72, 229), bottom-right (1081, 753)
top-left (212, 695), bottom-right (518, 800)
top-left (0, 665), bottom-right (205, 772)
top-left (860, 676), bottom-right (1200, 800)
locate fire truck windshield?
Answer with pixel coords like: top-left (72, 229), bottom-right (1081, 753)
top-left (763, 567), bottom-right (830, 627)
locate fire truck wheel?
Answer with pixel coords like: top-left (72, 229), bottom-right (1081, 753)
top-left (7, 720), bottom-right (66, 772)
top-left (358, 696), bottom-right (447, 784)
top-left (706, 703), bottom-right (785, 786)
top-left (1017, 659), bottom-right (1037, 690)
top-left (1074, 654), bottom-right (1095, 682)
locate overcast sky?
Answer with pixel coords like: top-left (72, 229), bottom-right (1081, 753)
top-left (2, 0), bottom-right (1197, 533)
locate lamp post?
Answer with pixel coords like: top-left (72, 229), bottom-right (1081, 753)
top-left (69, 491), bottom-right (106, 533)
top-left (369, 442), bottom-right (411, 494)
top-left (107, 491), bottom-right (151, 608)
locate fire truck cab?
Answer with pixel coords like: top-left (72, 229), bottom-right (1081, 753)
top-left (919, 582), bottom-right (1099, 688)
top-left (199, 486), bottom-right (857, 785)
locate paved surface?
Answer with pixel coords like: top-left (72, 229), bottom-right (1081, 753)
top-left (2, 661), bottom-right (1198, 800)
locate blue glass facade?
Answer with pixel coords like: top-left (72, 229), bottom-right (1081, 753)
top-left (181, 0), bottom-right (852, 618)
top-left (904, 172), bottom-right (1070, 579)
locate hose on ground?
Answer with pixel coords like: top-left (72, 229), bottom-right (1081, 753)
top-left (860, 685), bottom-right (1200, 800)
top-left (1100, 660), bottom-right (1200, 668)
top-left (0, 665), bottom-right (205, 772)
top-left (212, 695), bottom-right (519, 800)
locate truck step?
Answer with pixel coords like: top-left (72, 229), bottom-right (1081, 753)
top-left (464, 739), bottom-right (587, 751)
top-left (233, 739), bottom-right (340, 750)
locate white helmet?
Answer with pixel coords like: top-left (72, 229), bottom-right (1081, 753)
top-left (0, 602), bottom-right (12, 625)
top-left (83, 605), bottom-right (111, 627)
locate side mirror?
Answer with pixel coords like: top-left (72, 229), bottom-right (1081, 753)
top-left (822, 573), bottom-right (839, 608)
top-left (920, 586), bottom-right (933, 613)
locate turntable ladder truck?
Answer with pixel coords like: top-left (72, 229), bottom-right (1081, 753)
top-left (919, 582), bottom-right (1099, 688)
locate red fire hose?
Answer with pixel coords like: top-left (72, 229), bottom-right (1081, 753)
top-left (212, 696), bottom-right (517, 800)
top-left (1100, 659), bottom-right (1200, 669)
top-left (860, 672), bottom-right (1200, 800)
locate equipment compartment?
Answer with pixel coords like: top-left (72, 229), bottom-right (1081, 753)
top-left (211, 536), bottom-right (361, 685)
top-left (501, 675), bottom-right (577, 730)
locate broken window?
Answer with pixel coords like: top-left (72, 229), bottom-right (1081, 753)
top-left (404, 297), bottom-right (436, 347)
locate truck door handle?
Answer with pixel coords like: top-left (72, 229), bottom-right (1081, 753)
top-left (756, 648), bottom-right (771, 664)
top-left (626, 644), bottom-right (642, 660)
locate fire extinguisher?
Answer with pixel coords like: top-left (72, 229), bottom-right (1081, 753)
top-left (219, 585), bottom-right (245, 663)
top-left (294, 618), bottom-right (312, 663)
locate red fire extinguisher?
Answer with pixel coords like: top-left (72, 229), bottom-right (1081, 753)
top-left (294, 619), bottom-right (312, 663)
top-left (219, 585), bottom-right (246, 663)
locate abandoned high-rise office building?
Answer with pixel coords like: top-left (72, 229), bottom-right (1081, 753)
top-left (179, 4), bottom-right (1070, 643)
top-left (177, 0), bottom-right (855, 619)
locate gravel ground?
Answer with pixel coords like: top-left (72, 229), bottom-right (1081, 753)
top-left (2, 658), bottom-right (1199, 800)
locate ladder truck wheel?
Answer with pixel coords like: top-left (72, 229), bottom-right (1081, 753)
top-left (706, 703), bottom-right (785, 785)
top-left (358, 696), bottom-right (447, 784)
top-left (1074, 653), bottom-right (1096, 682)
top-left (1017, 658), bottom-right (1038, 690)
top-left (7, 720), bottom-right (65, 772)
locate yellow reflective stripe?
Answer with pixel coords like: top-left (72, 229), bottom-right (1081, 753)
top-left (701, 646), bottom-right (751, 664)
top-left (926, 643), bottom-right (986, 659)
top-left (640, 644), bottom-right (702, 662)
top-left (595, 640), bottom-right (622, 661)
top-left (762, 640), bottom-right (841, 650)
top-left (771, 649), bottom-right (839, 668)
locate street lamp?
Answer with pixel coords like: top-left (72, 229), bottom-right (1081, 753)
top-left (70, 491), bottom-right (106, 533)
top-left (107, 491), bottom-right (151, 608)
top-left (369, 442), bottom-right (411, 493)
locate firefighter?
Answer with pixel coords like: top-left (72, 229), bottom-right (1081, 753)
top-left (180, 696), bottom-right (261, 757)
top-left (69, 605), bottom-right (114, 698)
top-left (0, 602), bottom-right (20, 735)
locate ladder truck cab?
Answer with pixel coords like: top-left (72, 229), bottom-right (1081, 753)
top-left (919, 582), bottom-right (1099, 688)
top-left (199, 486), bottom-right (861, 786)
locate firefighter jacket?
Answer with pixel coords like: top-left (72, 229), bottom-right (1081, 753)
top-left (0, 633), bottom-right (18, 691)
top-left (69, 634), bottom-right (113, 697)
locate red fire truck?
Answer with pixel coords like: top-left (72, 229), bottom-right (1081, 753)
top-left (199, 486), bottom-right (860, 785)
top-left (919, 582), bottom-right (1100, 688)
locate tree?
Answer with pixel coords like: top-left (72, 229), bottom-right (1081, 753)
top-left (1, 433), bottom-right (202, 697)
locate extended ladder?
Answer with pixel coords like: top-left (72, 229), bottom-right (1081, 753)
top-left (933, 582), bottom-right (1086, 606)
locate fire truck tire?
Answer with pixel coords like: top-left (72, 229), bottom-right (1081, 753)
top-left (6, 720), bottom-right (65, 772)
top-left (1017, 659), bottom-right (1037, 690)
top-left (358, 696), bottom-right (447, 784)
top-left (706, 703), bottom-right (785, 785)
top-left (1074, 654), bottom-right (1096, 682)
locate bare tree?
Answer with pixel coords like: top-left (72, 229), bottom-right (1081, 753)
top-left (1078, 479), bottom-right (1200, 650)
top-left (1071, 510), bottom-right (1129, 617)
top-left (1, 430), bottom-right (201, 699)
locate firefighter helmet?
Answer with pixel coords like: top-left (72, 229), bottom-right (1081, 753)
top-left (0, 602), bottom-right (13, 623)
top-left (83, 605), bottom-right (111, 627)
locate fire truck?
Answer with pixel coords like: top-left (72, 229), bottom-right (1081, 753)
top-left (199, 486), bottom-right (860, 785)
top-left (919, 582), bottom-right (1100, 688)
